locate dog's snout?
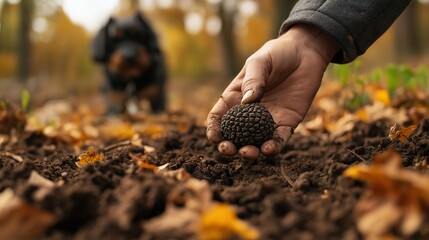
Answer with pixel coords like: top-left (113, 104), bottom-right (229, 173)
top-left (121, 47), bottom-right (137, 63)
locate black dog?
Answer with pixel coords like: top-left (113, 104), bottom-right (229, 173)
top-left (91, 12), bottom-right (166, 114)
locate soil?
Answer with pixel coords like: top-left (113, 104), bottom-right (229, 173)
top-left (1, 116), bottom-right (429, 240)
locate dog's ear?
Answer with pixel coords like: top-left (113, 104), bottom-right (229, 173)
top-left (134, 12), bottom-right (160, 53)
top-left (91, 17), bottom-right (114, 63)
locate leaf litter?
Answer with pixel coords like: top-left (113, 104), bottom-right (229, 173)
top-left (344, 149), bottom-right (429, 239)
top-left (1, 75), bottom-right (429, 239)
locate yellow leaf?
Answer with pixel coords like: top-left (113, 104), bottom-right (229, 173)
top-left (355, 108), bottom-right (369, 121)
top-left (374, 89), bottom-right (390, 107)
top-left (199, 204), bottom-right (259, 240)
top-left (343, 164), bottom-right (370, 180)
top-left (75, 148), bottom-right (105, 167)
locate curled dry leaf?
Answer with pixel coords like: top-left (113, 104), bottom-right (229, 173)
top-left (27, 171), bottom-right (55, 201)
top-left (129, 153), bottom-right (160, 171)
top-left (143, 176), bottom-right (259, 239)
top-left (344, 149), bottom-right (429, 239)
top-left (142, 177), bottom-right (214, 237)
top-left (75, 148), bottom-right (105, 167)
top-left (198, 204), bottom-right (260, 240)
top-left (388, 123), bottom-right (417, 142)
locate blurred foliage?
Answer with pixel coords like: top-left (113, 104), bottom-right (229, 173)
top-left (328, 62), bottom-right (429, 111)
top-left (0, 0), bottom-right (428, 104)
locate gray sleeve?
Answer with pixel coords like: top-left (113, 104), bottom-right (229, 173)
top-left (280, 0), bottom-right (411, 63)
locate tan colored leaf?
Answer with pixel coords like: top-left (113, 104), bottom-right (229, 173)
top-left (139, 123), bottom-right (167, 138)
top-left (99, 121), bottom-right (135, 140)
top-left (27, 171), bottom-right (55, 201)
top-left (0, 189), bottom-right (55, 240)
top-left (357, 199), bottom-right (401, 238)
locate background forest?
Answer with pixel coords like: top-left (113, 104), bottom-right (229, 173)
top-left (1, 0), bottom-right (429, 115)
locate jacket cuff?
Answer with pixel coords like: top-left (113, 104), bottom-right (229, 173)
top-left (280, 10), bottom-right (357, 64)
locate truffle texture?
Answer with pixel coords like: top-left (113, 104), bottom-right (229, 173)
top-left (221, 103), bottom-right (275, 148)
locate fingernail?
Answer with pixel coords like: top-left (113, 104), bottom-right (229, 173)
top-left (241, 90), bottom-right (253, 104)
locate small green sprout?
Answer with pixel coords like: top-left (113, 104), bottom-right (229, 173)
top-left (21, 89), bottom-right (30, 113)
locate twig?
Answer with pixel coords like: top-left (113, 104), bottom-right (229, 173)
top-left (103, 140), bottom-right (131, 152)
top-left (346, 149), bottom-right (368, 162)
top-left (1, 151), bottom-right (24, 162)
top-left (280, 163), bottom-right (294, 187)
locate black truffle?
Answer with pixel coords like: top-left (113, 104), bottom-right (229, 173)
top-left (221, 103), bottom-right (275, 148)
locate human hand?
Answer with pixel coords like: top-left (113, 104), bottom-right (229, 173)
top-left (207, 24), bottom-right (339, 160)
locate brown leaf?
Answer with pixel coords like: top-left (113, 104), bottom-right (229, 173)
top-left (388, 123), bottom-right (417, 142)
top-left (344, 149), bottom-right (429, 238)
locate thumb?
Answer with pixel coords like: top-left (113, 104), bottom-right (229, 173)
top-left (241, 57), bottom-right (270, 104)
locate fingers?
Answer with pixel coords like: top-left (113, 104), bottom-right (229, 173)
top-left (239, 146), bottom-right (260, 160)
top-left (217, 125), bottom-right (295, 160)
top-left (241, 56), bottom-right (270, 104)
top-left (206, 76), bottom-right (244, 143)
top-left (218, 142), bottom-right (260, 160)
top-left (206, 112), bottom-right (222, 143)
top-left (260, 125), bottom-right (294, 156)
top-left (218, 141), bottom-right (237, 156)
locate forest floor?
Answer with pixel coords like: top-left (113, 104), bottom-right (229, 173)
top-left (1, 76), bottom-right (429, 240)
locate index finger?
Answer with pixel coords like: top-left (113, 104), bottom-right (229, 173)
top-left (206, 71), bottom-right (245, 143)
top-left (206, 98), bottom-right (230, 143)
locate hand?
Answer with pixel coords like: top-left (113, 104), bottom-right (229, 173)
top-left (206, 24), bottom-right (339, 160)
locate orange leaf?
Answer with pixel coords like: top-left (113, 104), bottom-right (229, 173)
top-left (388, 124), bottom-right (417, 142)
top-left (344, 149), bottom-right (429, 238)
top-left (75, 148), bottom-right (105, 167)
top-left (129, 153), bottom-right (159, 171)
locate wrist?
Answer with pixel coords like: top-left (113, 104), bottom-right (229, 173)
top-left (280, 24), bottom-right (339, 63)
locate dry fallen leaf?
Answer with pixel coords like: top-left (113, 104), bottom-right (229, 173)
top-left (344, 149), bottom-right (429, 239)
top-left (373, 89), bottom-right (391, 107)
top-left (99, 120), bottom-right (135, 140)
top-left (199, 204), bottom-right (260, 240)
top-left (143, 177), bottom-right (214, 237)
top-left (0, 189), bottom-right (55, 240)
top-left (129, 153), bottom-right (164, 171)
top-left (75, 148), bottom-right (105, 167)
top-left (388, 123), bottom-right (417, 142)
top-left (27, 171), bottom-right (55, 200)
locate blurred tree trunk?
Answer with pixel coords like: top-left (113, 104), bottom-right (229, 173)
top-left (218, 2), bottom-right (239, 80)
top-left (273, 0), bottom-right (297, 37)
top-left (17, 0), bottom-right (33, 82)
top-left (394, 1), bottom-right (419, 59)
